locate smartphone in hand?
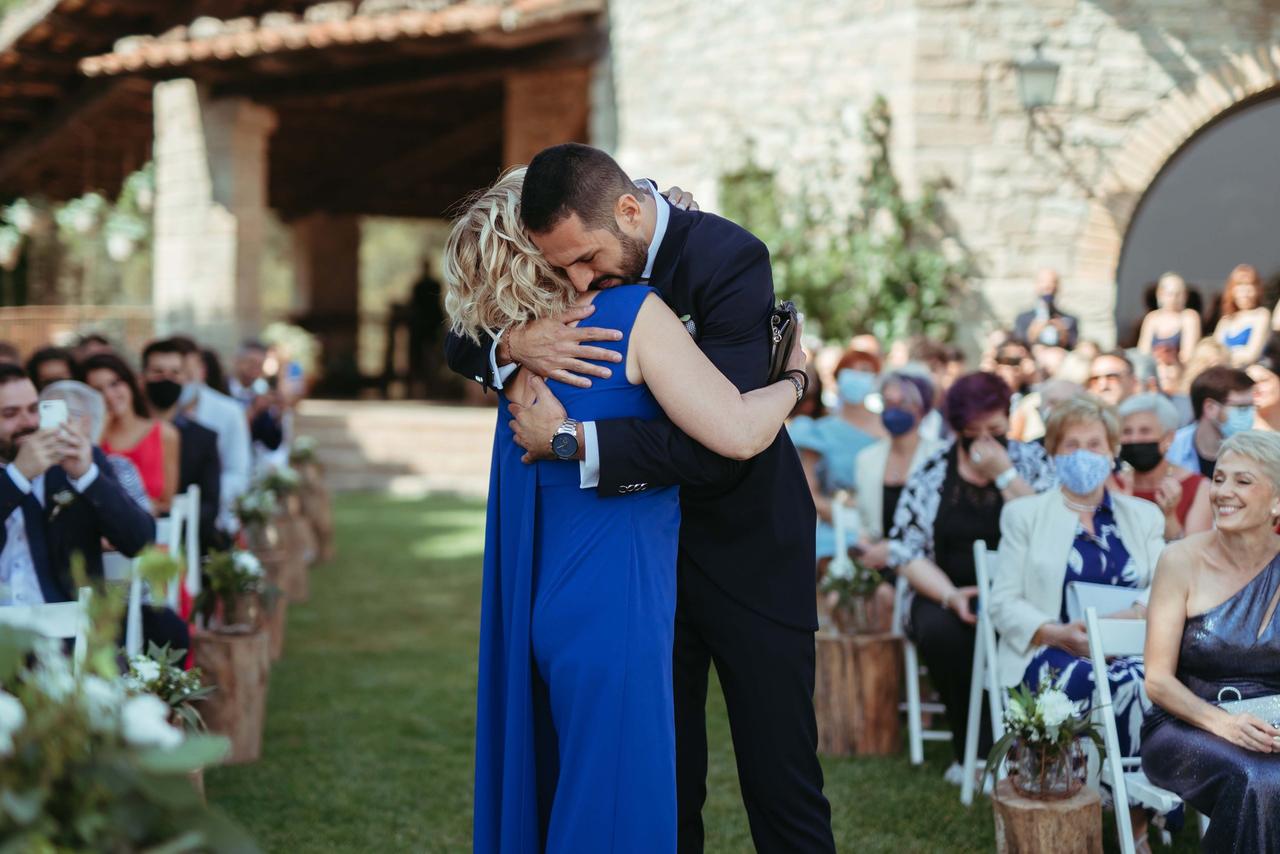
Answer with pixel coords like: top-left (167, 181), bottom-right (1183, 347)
top-left (38, 399), bottom-right (68, 432)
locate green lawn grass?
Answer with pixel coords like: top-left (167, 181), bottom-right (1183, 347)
top-left (207, 494), bottom-right (1200, 852)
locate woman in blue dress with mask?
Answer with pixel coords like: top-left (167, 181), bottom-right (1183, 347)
top-left (789, 345), bottom-right (885, 567)
top-left (445, 170), bottom-right (806, 853)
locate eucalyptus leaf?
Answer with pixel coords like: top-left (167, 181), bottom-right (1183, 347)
top-left (133, 735), bottom-right (229, 775)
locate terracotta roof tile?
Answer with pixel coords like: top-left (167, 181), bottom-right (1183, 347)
top-left (79, 0), bottom-right (601, 77)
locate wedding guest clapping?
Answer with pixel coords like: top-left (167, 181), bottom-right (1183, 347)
top-left (888, 371), bottom-right (1056, 777)
top-left (1115, 393), bottom-right (1211, 540)
top-left (1143, 430), bottom-right (1280, 852)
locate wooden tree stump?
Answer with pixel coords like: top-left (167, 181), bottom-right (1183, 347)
top-left (193, 629), bottom-right (271, 764)
top-left (992, 779), bottom-right (1102, 854)
top-left (814, 632), bottom-right (903, 755)
top-left (279, 495), bottom-right (318, 568)
top-left (254, 543), bottom-right (308, 603)
top-left (261, 595), bottom-right (287, 661)
top-left (298, 463), bottom-right (335, 561)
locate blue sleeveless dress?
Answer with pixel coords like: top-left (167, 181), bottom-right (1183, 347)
top-left (1142, 552), bottom-right (1280, 852)
top-left (473, 286), bottom-right (680, 853)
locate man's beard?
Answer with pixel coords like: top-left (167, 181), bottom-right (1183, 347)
top-left (0, 426), bottom-right (34, 463)
top-left (590, 232), bottom-right (649, 290)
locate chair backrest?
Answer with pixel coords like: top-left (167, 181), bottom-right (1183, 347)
top-left (973, 541), bottom-right (1006, 740)
top-left (1085, 607), bottom-right (1146, 853)
top-left (1066, 581), bottom-right (1146, 623)
top-left (0, 588), bottom-right (92, 672)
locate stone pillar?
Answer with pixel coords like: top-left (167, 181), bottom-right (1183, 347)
top-left (291, 213), bottom-right (360, 382)
top-left (152, 79), bottom-right (276, 353)
top-left (503, 66), bottom-right (591, 167)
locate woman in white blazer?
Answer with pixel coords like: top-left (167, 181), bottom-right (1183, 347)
top-left (989, 395), bottom-right (1165, 847)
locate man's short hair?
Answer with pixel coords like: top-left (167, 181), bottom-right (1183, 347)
top-left (1190, 366), bottom-right (1254, 420)
top-left (166, 335), bottom-right (200, 356)
top-left (0, 341), bottom-right (19, 364)
top-left (519, 143), bottom-right (638, 234)
top-left (141, 337), bottom-right (186, 367)
top-left (1091, 349), bottom-right (1135, 374)
top-left (0, 362), bottom-right (28, 387)
top-left (26, 346), bottom-right (75, 379)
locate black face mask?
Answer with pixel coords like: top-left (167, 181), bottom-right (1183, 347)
top-left (960, 434), bottom-right (1009, 454)
top-left (1119, 441), bottom-right (1164, 473)
top-left (145, 379), bottom-right (182, 411)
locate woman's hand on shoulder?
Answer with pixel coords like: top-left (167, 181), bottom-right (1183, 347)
top-left (1212, 712), bottom-right (1280, 753)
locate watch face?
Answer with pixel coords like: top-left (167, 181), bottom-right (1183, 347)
top-left (552, 432), bottom-right (579, 459)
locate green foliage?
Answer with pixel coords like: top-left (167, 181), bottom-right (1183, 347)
top-left (194, 551), bottom-right (274, 627)
top-left (123, 644), bottom-right (215, 734)
top-left (819, 555), bottom-right (882, 605)
top-left (134, 547), bottom-right (183, 605)
top-left (720, 96), bottom-right (974, 344)
top-left (984, 674), bottom-right (1106, 787)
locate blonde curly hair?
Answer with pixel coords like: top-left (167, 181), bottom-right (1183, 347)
top-left (443, 167), bottom-right (575, 344)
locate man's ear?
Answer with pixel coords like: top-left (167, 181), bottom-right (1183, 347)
top-left (615, 192), bottom-right (643, 230)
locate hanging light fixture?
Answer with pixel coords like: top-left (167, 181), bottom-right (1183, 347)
top-left (1015, 40), bottom-right (1060, 111)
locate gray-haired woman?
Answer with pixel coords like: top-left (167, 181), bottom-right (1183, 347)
top-left (1143, 430), bottom-right (1280, 852)
top-left (1116, 392), bottom-right (1210, 540)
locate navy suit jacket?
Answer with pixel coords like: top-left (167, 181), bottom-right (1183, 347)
top-left (0, 447), bottom-right (156, 603)
top-left (444, 204), bottom-right (817, 630)
top-left (174, 416), bottom-right (223, 552)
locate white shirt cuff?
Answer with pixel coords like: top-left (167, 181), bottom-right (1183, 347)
top-left (70, 463), bottom-right (99, 493)
top-left (578, 421), bottom-right (600, 489)
top-left (5, 465), bottom-right (32, 494)
top-left (489, 331), bottom-right (519, 390)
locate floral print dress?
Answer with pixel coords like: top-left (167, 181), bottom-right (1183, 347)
top-left (1022, 491), bottom-right (1149, 757)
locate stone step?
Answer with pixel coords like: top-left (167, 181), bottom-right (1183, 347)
top-left (295, 400), bottom-right (496, 497)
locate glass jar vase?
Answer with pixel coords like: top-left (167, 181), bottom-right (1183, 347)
top-left (1008, 736), bottom-right (1089, 800)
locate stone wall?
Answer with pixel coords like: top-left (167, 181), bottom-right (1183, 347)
top-left (600, 0), bottom-right (1280, 349)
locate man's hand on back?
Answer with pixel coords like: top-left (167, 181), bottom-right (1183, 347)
top-left (505, 305), bottom-right (624, 389)
top-left (508, 377), bottom-right (572, 463)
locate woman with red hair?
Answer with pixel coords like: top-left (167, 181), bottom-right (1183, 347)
top-left (1214, 264), bottom-right (1270, 367)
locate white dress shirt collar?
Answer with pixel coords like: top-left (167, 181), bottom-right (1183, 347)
top-left (641, 179), bottom-right (670, 282)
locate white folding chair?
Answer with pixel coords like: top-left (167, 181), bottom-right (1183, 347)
top-left (124, 558), bottom-right (144, 657)
top-left (158, 486), bottom-right (202, 612)
top-left (897, 575), bottom-right (954, 765)
top-left (960, 541), bottom-right (1006, 805)
top-left (0, 588), bottom-right (92, 673)
top-left (1084, 607), bottom-right (1195, 853)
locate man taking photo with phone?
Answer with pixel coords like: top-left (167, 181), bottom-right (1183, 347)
top-left (0, 363), bottom-right (154, 605)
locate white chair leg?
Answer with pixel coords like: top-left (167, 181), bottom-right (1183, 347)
top-left (904, 641), bottom-right (924, 766)
top-left (960, 634), bottom-right (986, 805)
top-left (72, 588), bottom-right (91, 675)
top-left (1198, 812), bottom-right (1210, 838)
top-left (125, 572), bottom-right (143, 657)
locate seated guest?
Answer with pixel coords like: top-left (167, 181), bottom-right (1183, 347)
top-left (25, 346), bottom-right (75, 390)
top-left (1248, 358), bottom-right (1280, 432)
top-left (1086, 349), bottom-right (1139, 407)
top-left (1137, 272), bottom-right (1200, 366)
top-left (164, 336), bottom-right (250, 534)
top-left (1009, 378), bottom-right (1081, 444)
top-left (1117, 394), bottom-right (1211, 540)
top-left (84, 353), bottom-right (180, 513)
top-left (1214, 264), bottom-right (1270, 367)
top-left (0, 342), bottom-right (19, 366)
top-left (1143, 430), bottom-right (1280, 852)
top-left (1167, 366), bottom-right (1255, 478)
top-left (0, 364), bottom-right (155, 602)
top-left (992, 339), bottom-right (1037, 400)
top-left (230, 339), bottom-right (286, 460)
top-left (789, 344), bottom-right (885, 568)
top-left (140, 342), bottom-right (223, 551)
top-left (990, 396), bottom-right (1165, 846)
top-left (889, 372), bottom-right (1057, 779)
top-left (72, 333), bottom-right (113, 363)
top-left (40, 380), bottom-right (150, 514)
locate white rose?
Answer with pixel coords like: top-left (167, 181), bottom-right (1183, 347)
top-left (0, 690), bottom-right (26, 756)
top-left (1036, 689), bottom-right (1078, 731)
top-left (32, 644), bottom-right (75, 702)
top-left (120, 694), bottom-right (183, 749)
top-left (131, 657), bottom-right (162, 685)
top-left (233, 551), bottom-right (264, 577)
top-left (827, 558), bottom-right (855, 581)
top-left (80, 676), bottom-right (122, 733)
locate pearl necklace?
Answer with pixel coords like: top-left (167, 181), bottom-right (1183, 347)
top-left (1062, 494), bottom-right (1100, 514)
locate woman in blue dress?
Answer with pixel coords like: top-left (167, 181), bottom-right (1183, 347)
top-left (443, 169), bottom-right (805, 853)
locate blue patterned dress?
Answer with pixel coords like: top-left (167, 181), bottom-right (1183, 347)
top-left (1022, 492), bottom-right (1150, 757)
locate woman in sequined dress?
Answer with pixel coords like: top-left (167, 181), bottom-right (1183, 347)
top-left (1143, 430), bottom-right (1280, 853)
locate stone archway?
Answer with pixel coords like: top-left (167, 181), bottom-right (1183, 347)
top-left (1071, 44), bottom-right (1280, 335)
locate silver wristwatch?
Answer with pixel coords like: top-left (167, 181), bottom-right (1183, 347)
top-left (551, 419), bottom-right (581, 461)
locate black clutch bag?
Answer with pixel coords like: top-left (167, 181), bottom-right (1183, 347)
top-left (767, 300), bottom-right (800, 384)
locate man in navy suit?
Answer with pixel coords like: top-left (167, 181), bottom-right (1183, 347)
top-left (445, 144), bottom-right (833, 853)
top-left (0, 363), bottom-right (154, 604)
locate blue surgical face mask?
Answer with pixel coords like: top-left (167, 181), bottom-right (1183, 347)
top-left (177, 382), bottom-right (200, 408)
top-left (837, 369), bottom-right (877, 406)
top-left (1054, 449), bottom-right (1113, 496)
top-left (1221, 404), bottom-right (1256, 438)
top-left (881, 407), bottom-right (917, 437)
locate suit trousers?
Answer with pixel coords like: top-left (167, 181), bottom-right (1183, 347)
top-left (673, 563), bottom-right (834, 853)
